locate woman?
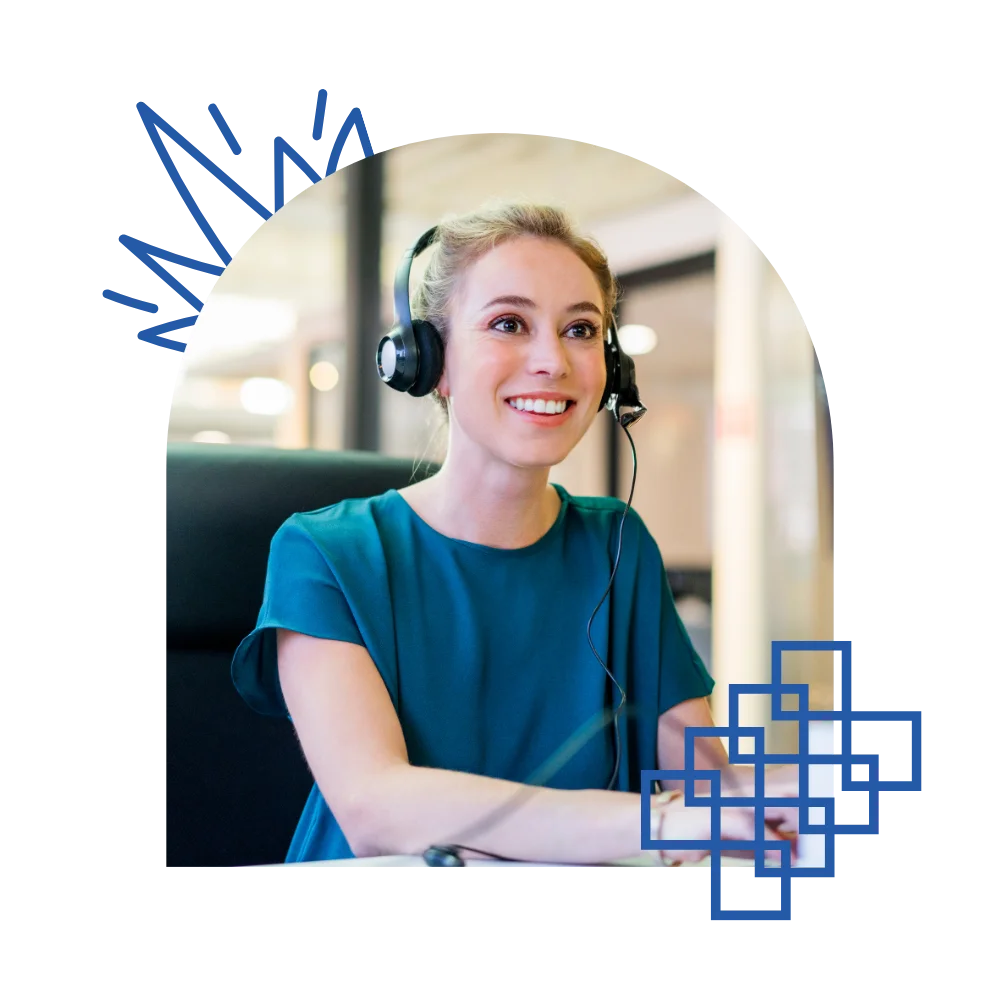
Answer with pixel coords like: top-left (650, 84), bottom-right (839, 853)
top-left (232, 203), bottom-right (797, 865)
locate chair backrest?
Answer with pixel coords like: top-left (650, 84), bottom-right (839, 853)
top-left (166, 443), bottom-right (435, 866)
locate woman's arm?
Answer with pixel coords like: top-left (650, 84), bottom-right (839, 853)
top-left (657, 697), bottom-right (732, 788)
top-left (277, 629), bottom-right (645, 863)
top-left (657, 696), bottom-right (801, 788)
top-left (657, 697), bottom-right (800, 839)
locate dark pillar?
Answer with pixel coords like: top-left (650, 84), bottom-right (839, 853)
top-left (342, 151), bottom-right (385, 452)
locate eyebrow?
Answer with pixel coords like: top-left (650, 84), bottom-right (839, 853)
top-left (480, 295), bottom-right (603, 315)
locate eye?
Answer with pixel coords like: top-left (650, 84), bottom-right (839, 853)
top-left (490, 315), bottom-right (526, 335)
top-left (565, 320), bottom-right (599, 340)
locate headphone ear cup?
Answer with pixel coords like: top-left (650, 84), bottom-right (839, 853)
top-left (408, 319), bottom-right (445, 397)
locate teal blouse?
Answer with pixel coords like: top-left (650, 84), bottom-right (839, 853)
top-left (231, 484), bottom-right (713, 862)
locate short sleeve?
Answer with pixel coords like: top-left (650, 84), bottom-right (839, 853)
top-left (657, 563), bottom-right (715, 714)
top-left (624, 509), bottom-right (714, 715)
top-left (231, 515), bottom-right (366, 717)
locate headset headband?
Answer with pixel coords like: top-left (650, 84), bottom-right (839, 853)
top-left (393, 226), bottom-right (438, 342)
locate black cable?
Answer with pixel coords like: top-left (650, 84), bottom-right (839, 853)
top-left (425, 426), bottom-right (656, 866)
top-left (423, 399), bottom-right (645, 866)
top-left (586, 421), bottom-right (639, 791)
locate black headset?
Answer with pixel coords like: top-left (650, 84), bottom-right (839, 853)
top-left (375, 226), bottom-right (647, 428)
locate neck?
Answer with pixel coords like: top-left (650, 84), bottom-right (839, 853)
top-left (410, 438), bottom-right (560, 549)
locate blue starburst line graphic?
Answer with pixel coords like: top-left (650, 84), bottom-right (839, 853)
top-left (208, 101), bottom-right (243, 156)
top-left (107, 95), bottom-right (373, 352)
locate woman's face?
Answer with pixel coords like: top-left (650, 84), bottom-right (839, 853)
top-left (437, 236), bottom-right (607, 472)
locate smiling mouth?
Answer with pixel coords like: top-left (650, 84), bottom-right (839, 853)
top-left (505, 397), bottom-right (575, 415)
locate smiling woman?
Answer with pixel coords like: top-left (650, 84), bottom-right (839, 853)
top-left (230, 202), bottom-right (800, 866)
top-left (408, 204), bottom-right (616, 429)
top-left (422, 231), bottom-right (609, 507)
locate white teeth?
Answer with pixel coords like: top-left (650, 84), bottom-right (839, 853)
top-left (507, 397), bottom-right (570, 414)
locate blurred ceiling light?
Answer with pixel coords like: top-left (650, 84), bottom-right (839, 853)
top-left (191, 430), bottom-right (232, 444)
top-left (309, 360), bottom-right (340, 391)
top-left (186, 295), bottom-right (298, 365)
top-left (240, 377), bottom-right (293, 416)
top-left (618, 324), bottom-right (658, 356)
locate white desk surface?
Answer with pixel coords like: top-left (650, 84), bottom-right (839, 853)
top-left (289, 854), bottom-right (759, 867)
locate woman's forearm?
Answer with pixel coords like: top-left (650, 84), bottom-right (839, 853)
top-left (343, 763), bottom-right (645, 864)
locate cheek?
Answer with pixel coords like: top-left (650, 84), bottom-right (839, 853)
top-left (582, 347), bottom-right (608, 390)
top-left (460, 344), bottom-right (514, 392)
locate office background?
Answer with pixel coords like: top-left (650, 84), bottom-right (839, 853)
top-left (170, 134), bottom-right (834, 750)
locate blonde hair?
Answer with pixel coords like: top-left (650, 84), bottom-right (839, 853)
top-left (411, 203), bottom-right (618, 419)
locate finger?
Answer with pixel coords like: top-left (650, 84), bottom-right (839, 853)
top-left (662, 849), bottom-right (708, 865)
top-left (757, 826), bottom-right (785, 865)
top-left (764, 806), bottom-right (800, 828)
top-left (717, 807), bottom-right (756, 842)
top-left (719, 806), bottom-right (799, 864)
top-left (721, 806), bottom-right (799, 849)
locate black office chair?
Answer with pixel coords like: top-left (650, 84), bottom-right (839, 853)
top-left (166, 443), bottom-right (435, 866)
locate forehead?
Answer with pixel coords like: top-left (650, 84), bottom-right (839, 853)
top-left (455, 236), bottom-right (603, 310)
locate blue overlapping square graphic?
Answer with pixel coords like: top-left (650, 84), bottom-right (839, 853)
top-left (641, 641), bottom-right (921, 920)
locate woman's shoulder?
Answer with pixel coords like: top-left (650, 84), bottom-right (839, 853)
top-left (556, 485), bottom-right (660, 565)
top-left (270, 489), bottom-right (396, 554)
top-left (557, 485), bottom-right (650, 533)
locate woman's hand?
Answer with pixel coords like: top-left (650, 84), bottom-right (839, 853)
top-left (722, 762), bottom-right (799, 798)
top-left (651, 790), bottom-right (796, 866)
top-left (717, 764), bottom-right (800, 839)
top-left (761, 764), bottom-right (800, 797)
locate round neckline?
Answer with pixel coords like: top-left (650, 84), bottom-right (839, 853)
top-left (388, 483), bottom-right (570, 554)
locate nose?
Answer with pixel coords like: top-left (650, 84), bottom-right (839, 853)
top-left (526, 325), bottom-right (570, 379)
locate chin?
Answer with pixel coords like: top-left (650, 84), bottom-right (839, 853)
top-left (500, 444), bottom-right (575, 470)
